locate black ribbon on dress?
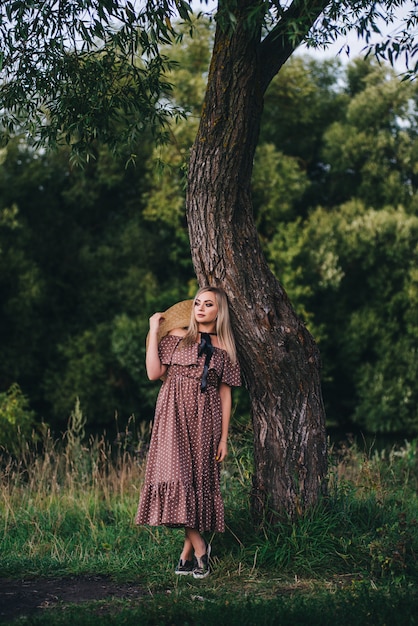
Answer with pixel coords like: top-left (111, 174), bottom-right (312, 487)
top-left (198, 332), bottom-right (214, 392)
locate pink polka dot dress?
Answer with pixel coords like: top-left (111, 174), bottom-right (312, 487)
top-left (136, 334), bottom-right (241, 533)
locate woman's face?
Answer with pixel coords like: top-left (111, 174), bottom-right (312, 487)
top-left (194, 291), bottom-right (218, 327)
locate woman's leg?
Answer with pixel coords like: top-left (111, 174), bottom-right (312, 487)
top-left (184, 527), bottom-right (207, 558)
top-left (180, 530), bottom-right (194, 562)
top-left (185, 527), bottom-right (211, 579)
top-left (176, 528), bottom-right (210, 578)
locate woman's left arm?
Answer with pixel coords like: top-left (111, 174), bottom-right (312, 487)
top-left (216, 382), bottom-right (232, 463)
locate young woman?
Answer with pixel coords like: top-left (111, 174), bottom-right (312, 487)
top-left (136, 287), bottom-right (240, 579)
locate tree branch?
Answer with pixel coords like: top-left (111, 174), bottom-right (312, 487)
top-left (259, 0), bottom-right (330, 93)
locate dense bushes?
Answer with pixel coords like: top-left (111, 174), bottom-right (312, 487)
top-left (0, 45), bottom-right (417, 436)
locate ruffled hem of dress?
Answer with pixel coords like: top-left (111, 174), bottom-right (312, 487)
top-left (135, 480), bottom-right (225, 533)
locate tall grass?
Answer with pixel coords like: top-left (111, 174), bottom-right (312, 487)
top-left (1, 408), bottom-right (418, 592)
top-left (0, 402), bottom-right (149, 579)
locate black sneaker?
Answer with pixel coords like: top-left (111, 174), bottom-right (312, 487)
top-left (192, 543), bottom-right (211, 579)
top-left (175, 558), bottom-right (194, 575)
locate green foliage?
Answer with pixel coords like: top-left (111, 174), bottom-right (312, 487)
top-left (260, 56), bottom-right (346, 182)
top-left (322, 60), bottom-right (418, 209)
top-left (269, 202), bottom-right (418, 432)
top-left (369, 512), bottom-right (418, 579)
top-left (0, 198), bottom-right (45, 391)
top-left (0, 383), bottom-right (35, 453)
top-left (1, 1), bottom-right (416, 162)
top-left (252, 144), bottom-right (310, 237)
top-left (262, 58), bottom-right (418, 433)
top-left (0, 134), bottom-right (194, 432)
top-left (0, 0), bottom-right (193, 157)
top-left (1, 35), bottom-right (418, 437)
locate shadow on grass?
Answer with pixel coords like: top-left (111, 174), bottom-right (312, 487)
top-left (3, 579), bottom-right (418, 626)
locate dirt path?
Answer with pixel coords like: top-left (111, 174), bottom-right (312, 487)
top-left (0, 576), bottom-right (143, 622)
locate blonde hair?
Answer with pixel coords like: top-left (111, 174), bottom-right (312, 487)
top-left (182, 287), bottom-right (237, 363)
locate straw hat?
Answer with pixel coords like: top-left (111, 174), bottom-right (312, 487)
top-left (146, 299), bottom-right (194, 347)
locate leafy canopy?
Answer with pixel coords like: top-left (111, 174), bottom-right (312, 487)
top-left (0, 0), bottom-right (193, 160)
top-left (0, 0), bottom-right (417, 161)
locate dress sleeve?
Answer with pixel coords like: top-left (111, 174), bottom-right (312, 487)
top-left (221, 354), bottom-right (241, 387)
top-left (158, 335), bottom-right (182, 365)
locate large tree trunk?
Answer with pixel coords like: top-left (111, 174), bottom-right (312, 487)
top-left (186, 0), bottom-right (328, 520)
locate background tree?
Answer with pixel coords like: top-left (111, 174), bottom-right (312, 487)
top-left (1, 0), bottom-right (417, 519)
top-left (0, 137), bottom-right (194, 431)
top-left (265, 58), bottom-right (418, 432)
top-left (322, 59), bottom-right (418, 209)
top-left (269, 201), bottom-right (418, 434)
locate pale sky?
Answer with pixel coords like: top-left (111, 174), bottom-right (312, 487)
top-left (298, 0), bottom-right (417, 74)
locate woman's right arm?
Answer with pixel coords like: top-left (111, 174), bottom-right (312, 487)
top-left (146, 313), bottom-right (168, 380)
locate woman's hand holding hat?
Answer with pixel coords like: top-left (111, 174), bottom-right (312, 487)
top-left (149, 312), bottom-right (165, 335)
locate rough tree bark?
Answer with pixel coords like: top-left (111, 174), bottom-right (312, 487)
top-left (186, 0), bottom-right (329, 520)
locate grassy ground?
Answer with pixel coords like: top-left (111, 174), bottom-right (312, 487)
top-left (1, 414), bottom-right (418, 625)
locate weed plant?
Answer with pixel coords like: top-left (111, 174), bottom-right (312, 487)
top-left (1, 410), bottom-right (418, 624)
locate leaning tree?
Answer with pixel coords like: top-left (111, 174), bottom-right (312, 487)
top-left (1, 0), bottom-right (416, 519)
